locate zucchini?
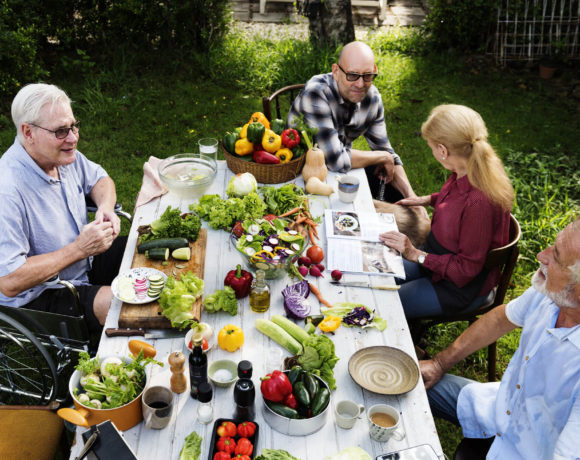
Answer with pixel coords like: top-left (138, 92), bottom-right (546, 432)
top-left (137, 238), bottom-right (188, 254)
top-left (267, 402), bottom-right (299, 419)
top-left (171, 247), bottom-right (191, 261)
top-left (271, 314), bottom-right (311, 345)
top-left (255, 319), bottom-right (302, 355)
top-left (287, 365), bottom-right (303, 385)
top-left (311, 386), bottom-right (330, 416)
top-left (145, 248), bottom-right (169, 261)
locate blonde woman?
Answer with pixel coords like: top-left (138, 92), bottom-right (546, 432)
top-left (380, 104), bottom-right (514, 318)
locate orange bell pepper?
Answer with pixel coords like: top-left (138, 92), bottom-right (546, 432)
top-left (250, 112), bottom-right (270, 130)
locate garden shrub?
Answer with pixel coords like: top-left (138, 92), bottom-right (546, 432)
top-left (422, 0), bottom-right (500, 53)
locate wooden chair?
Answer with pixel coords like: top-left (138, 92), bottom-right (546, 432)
top-left (416, 214), bottom-right (521, 381)
top-left (262, 84), bottom-right (305, 122)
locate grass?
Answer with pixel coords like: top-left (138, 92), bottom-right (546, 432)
top-left (0, 25), bottom-right (578, 457)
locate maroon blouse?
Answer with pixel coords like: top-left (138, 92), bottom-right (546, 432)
top-left (422, 173), bottom-right (510, 295)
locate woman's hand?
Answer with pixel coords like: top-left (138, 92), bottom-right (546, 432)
top-left (379, 230), bottom-right (422, 261)
top-left (395, 195), bottom-right (431, 207)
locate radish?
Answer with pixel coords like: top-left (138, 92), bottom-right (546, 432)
top-left (309, 265), bottom-right (324, 277)
top-left (298, 265), bottom-right (309, 277)
top-left (331, 269), bottom-right (343, 281)
top-left (298, 256), bottom-right (312, 267)
top-left (315, 263), bottom-right (325, 273)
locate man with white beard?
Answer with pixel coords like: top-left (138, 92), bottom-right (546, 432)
top-left (419, 218), bottom-right (580, 459)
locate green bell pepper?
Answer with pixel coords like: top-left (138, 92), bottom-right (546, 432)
top-left (247, 122), bottom-right (266, 144)
top-left (222, 132), bottom-right (238, 154)
top-left (271, 118), bottom-right (285, 135)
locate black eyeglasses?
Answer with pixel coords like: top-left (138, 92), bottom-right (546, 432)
top-left (337, 64), bottom-right (377, 82)
top-left (29, 121), bottom-right (80, 139)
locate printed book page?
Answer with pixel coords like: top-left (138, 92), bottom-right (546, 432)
top-left (324, 210), bottom-right (398, 241)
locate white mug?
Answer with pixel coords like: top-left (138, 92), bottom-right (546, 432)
top-left (334, 399), bottom-right (365, 429)
top-left (142, 385), bottom-right (174, 429)
top-left (336, 175), bottom-right (360, 203)
top-left (367, 404), bottom-right (405, 442)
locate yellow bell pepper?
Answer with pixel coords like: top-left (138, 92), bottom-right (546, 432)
top-left (318, 316), bottom-right (342, 333)
top-left (250, 112), bottom-right (271, 130)
top-left (235, 138), bottom-right (254, 156)
top-left (275, 148), bottom-right (293, 163)
top-left (262, 130), bottom-right (281, 154)
top-left (239, 123), bottom-right (249, 139)
top-left (218, 324), bottom-right (244, 352)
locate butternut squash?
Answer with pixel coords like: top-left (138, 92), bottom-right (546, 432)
top-left (301, 143), bottom-right (328, 183)
top-left (305, 176), bottom-right (334, 196)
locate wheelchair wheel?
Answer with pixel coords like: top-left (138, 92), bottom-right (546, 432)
top-left (0, 312), bottom-right (58, 405)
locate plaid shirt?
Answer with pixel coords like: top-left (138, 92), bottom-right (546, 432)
top-left (287, 73), bottom-right (401, 172)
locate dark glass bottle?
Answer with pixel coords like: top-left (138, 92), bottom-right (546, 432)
top-left (189, 336), bottom-right (207, 399)
top-left (233, 360), bottom-right (255, 420)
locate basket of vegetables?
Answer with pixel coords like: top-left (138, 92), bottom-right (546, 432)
top-left (221, 112), bottom-right (316, 184)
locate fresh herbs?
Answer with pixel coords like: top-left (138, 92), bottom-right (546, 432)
top-left (260, 183), bottom-right (308, 216)
top-left (139, 206), bottom-right (201, 242)
top-left (158, 271), bottom-right (204, 329)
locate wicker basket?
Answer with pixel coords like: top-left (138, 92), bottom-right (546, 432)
top-left (223, 146), bottom-right (306, 184)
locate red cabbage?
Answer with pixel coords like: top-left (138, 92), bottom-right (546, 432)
top-left (282, 280), bottom-right (310, 298)
top-left (342, 306), bottom-right (374, 327)
top-left (282, 281), bottom-right (311, 318)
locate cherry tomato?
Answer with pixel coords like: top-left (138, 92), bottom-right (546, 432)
top-left (188, 338), bottom-right (208, 351)
top-left (306, 245), bottom-right (324, 264)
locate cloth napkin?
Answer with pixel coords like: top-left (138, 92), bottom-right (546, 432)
top-left (135, 156), bottom-right (168, 208)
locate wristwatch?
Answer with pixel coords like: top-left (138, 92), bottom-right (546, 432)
top-left (417, 253), bottom-right (426, 265)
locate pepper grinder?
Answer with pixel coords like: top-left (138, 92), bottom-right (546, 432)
top-left (234, 360), bottom-right (255, 420)
top-left (168, 351), bottom-right (187, 394)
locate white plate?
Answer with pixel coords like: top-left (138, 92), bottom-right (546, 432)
top-left (184, 328), bottom-right (213, 354)
top-left (111, 267), bottom-right (168, 304)
top-left (336, 214), bottom-right (359, 232)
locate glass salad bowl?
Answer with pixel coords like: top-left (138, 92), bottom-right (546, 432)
top-left (230, 217), bottom-right (308, 279)
top-left (158, 153), bottom-right (217, 198)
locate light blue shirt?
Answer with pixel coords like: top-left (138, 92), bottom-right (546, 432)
top-left (0, 139), bottom-right (107, 306)
top-left (457, 287), bottom-right (580, 459)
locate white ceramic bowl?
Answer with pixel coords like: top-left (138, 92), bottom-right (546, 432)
top-left (208, 359), bottom-right (238, 388)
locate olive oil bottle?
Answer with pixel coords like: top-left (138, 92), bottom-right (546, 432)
top-left (249, 269), bottom-right (270, 312)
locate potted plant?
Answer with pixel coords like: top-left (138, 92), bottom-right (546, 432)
top-left (539, 39), bottom-right (567, 79)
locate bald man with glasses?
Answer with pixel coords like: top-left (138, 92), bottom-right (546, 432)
top-left (288, 41), bottom-right (419, 203)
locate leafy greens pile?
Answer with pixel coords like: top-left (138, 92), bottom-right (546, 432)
top-left (260, 183), bottom-right (307, 216)
top-left (140, 205), bottom-right (201, 242)
top-left (297, 334), bottom-right (339, 390)
top-left (191, 192), bottom-right (266, 230)
top-left (159, 271), bottom-right (204, 329)
top-left (255, 450), bottom-right (301, 460)
top-left (179, 430), bottom-right (202, 460)
top-left (203, 286), bottom-right (238, 315)
top-left (321, 303), bottom-right (387, 331)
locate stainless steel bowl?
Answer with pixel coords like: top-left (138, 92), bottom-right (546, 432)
top-left (262, 373), bottom-right (330, 436)
top-left (158, 153), bottom-right (217, 198)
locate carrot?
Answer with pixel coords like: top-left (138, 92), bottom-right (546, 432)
top-left (309, 282), bottom-right (333, 309)
top-left (295, 215), bottom-right (308, 224)
top-left (278, 207), bottom-right (301, 218)
top-left (308, 225), bottom-right (316, 243)
top-left (305, 218), bottom-right (317, 228)
top-left (289, 221), bottom-right (296, 229)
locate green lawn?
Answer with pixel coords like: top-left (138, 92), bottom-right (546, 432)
top-left (1, 25), bottom-right (578, 457)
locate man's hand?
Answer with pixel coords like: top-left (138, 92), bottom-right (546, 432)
top-left (75, 220), bottom-right (114, 257)
top-left (379, 230), bottom-right (420, 261)
top-left (95, 209), bottom-right (121, 238)
top-left (395, 196), bottom-right (431, 221)
top-left (420, 358), bottom-right (446, 389)
top-left (373, 151), bottom-right (395, 183)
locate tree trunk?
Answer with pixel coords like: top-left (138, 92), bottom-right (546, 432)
top-left (305, 0), bottom-right (355, 48)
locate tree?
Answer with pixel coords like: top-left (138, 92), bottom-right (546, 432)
top-left (301, 0), bottom-right (355, 48)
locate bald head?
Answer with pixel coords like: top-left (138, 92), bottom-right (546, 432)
top-left (332, 41), bottom-right (377, 104)
top-left (338, 42), bottom-right (375, 67)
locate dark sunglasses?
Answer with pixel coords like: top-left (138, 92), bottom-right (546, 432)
top-left (29, 121), bottom-right (80, 139)
top-left (337, 64), bottom-right (377, 82)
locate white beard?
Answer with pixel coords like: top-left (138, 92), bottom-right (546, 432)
top-left (532, 266), bottom-right (577, 309)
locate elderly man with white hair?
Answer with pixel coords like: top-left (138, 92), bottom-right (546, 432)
top-left (0, 83), bottom-right (124, 331)
top-left (420, 217), bottom-right (580, 459)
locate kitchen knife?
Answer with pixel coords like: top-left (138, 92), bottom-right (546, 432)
top-left (329, 281), bottom-right (400, 291)
top-left (105, 328), bottom-right (186, 339)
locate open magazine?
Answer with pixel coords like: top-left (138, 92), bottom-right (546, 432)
top-left (325, 210), bottom-right (405, 278)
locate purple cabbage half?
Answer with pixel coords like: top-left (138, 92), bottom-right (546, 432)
top-left (342, 306), bottom-right (374, 327)
top-left (282, 280), bottom-right (311, 319)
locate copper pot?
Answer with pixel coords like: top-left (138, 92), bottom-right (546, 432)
top-left (58, 356), bottom-right (147, 431)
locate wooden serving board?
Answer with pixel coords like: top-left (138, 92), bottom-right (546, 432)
top-left (118, 229), bottom-right (207, 329)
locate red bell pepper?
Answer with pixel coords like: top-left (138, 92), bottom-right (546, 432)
top-left (214, 453), bottom-right (231, 460)
top-left (234, 438), bottom-right (254, 456)
top-left (281, 129), bottom-right (300, 149)
top-left (233, 456), bottom-right (251, 460)
top-left (216, 420), bottom-right (237, 437)
top-left (253, 149), bottom-right (280, 164)
top-left (236, 421), bottom-right (256, 438)
top-left (224, 265), bottom-right (253, 299)
top-left (260, 369), bottom-right (293, 402)
top-left (217, 437), bottom-right (236, 454)
top-left (283, 392), bottom-right (298, 409)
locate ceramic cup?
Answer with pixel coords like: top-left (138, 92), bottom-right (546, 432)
top-left (334, 399), bottom-right (365, 429)
top-left (367, 404), bottom-right (405, 442)
top-left (142, 385), bottom-right (174, 429)
top-left (336, 175), bottom-right (360, 203)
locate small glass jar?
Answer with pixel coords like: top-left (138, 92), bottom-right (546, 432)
top-left (197, 382), bottom-right (213, 424)
top-left (249, 269), bottom-right (270, 313)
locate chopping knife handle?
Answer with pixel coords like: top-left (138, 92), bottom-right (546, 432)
top-left (105, 328), bottom-right (146, 337)
top-left (374, 285), bottom-right (401, 291)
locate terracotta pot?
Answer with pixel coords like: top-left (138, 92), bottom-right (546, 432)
top-left (57, 356), bottom-right (147, 431)
top-left (539, 63), bottom-right (557, 79)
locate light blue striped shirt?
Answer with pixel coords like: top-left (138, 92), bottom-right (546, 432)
top-left (458, 287), bottom-right (580, 459)
top-left (0, 140), bottom-right (107, 306)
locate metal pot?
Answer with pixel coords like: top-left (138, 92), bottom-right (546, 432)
top-left (57, 356), bottom-right (147, 431)
top-left (262, 373), bottom-right (330, 436)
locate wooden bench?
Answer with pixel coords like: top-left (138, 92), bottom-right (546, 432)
top-left (259, 0), bottom-right (386, 16)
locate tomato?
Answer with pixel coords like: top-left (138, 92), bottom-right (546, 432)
top-left (306, 245), bottom-right (324, 264)
top-left (188, 338), bottom-right (208, 351)
top-left (262, 214), bottom-right (278, 222)
top-left (232, 221), bottom-right (244, 238)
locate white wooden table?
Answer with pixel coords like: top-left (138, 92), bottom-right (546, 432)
top-left (70, 162), bottom-right (442, 460)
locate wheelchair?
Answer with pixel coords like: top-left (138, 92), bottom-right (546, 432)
top-left (0, 199), bottom-right (132, 406)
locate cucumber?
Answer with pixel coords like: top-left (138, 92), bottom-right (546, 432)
top-left (137, 238), bottom-right (188, 254)
top-left (310, 386), bottom-right (330, 416)
top-left (145, 248), bottom-right (169, 260)
top-left (303, 372), bottom-right (319, 401)
top-left (255, 319), bottom-right (302, 355)
top-left (171, 247), bottom-right (191, 261)
top-left (271, 314), bottom-right (311, 345)
top-left (292, 381), bottom-right (310, 407)
top-left (267, 402), bottom-right (299, 419)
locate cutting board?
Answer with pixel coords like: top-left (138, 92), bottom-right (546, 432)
top-left (118, 229), bottom-right (207, 329)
